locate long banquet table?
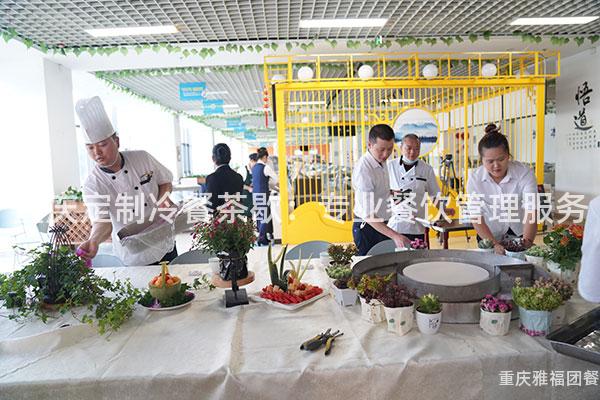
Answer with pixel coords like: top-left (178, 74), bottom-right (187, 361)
top-left (0, 260), bottom-right (598, 400)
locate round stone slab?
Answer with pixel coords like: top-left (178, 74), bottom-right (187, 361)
top-left (403, 261), bottom-right (490, 287)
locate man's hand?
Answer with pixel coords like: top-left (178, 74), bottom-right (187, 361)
top-left (392, 233), bottom-right (412, 249)
top-left (77, 239), bottom-right (99, 260)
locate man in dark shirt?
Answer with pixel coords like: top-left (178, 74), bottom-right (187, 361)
top-left (205, 143), bottom-right (244, 214)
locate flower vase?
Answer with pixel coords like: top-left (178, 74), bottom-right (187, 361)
top-left (218, 253), bottom-right (249, 281)
top-left (384, 305), bottom-right (414, 336)
top-left (518, 306), bottom-right (553, 336)
top-left (359, 297), bottom-right (385, 324)
top-left (480, 309), bottom-right (511, 336)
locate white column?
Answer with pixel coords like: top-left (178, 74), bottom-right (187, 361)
top-left (173, 114), bottom-right (183, 180)
top-left (43, 59), bottom-right (80, 195)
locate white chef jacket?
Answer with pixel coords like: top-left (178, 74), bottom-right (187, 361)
top-left (352, 150), bottom-right (392, 222)
top-left (387, 157), bottom-right (441, 234)
top-left (579, 196), bottom-right (600, 303)
top-left (83, 150), bottom-right (174, 266)
top-left (466, 161), bottom-right (537, 240)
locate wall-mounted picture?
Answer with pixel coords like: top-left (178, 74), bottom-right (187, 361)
top-left (392, 108), bottom-right (439, 155)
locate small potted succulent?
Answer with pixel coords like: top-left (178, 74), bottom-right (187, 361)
top-left (479, 294), bottom-right (513, 336)
top-left (415, 293), bottom-right (443, 334)
top-left (502, 238), bottom-right (528, 260)
top-left (533, 277), bottom-right (573, 326)
top-left (348, 273), bottom-right (392, 324)
top-left (327, 244), bottom-right (358, 268)
top-left (524, 245), bottom-right (548, 268)
top-left (326, 265), bottom-right (358, 307)
top-left (476, 238), bottom-right (494, 252)
top-left (376, 283), bottom-right (416, 336)
top-left (512, 277), bottom-right (562, 336)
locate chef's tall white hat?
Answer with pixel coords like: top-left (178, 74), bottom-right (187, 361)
top-left (75, 96), bottom-right (115, 144)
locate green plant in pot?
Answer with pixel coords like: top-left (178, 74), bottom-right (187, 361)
top-left (533, 277), bottom-right (573, 326)
top-left (543, 224), bottom-right (583, 281)
top-left (0, 242), bottom-right (139, 335)
top-left (512, 277), bottom-right (562, 336)
top-left (415, 293), bottom-right (443, 334)
top-left (477, 238), bottom-right (494, 251)
top-left (192, 214), bottom-right (256, 281)
top-left (327, 244), bottom-right (357, 267)
top-left (348, 274), bottom-right (392, 323)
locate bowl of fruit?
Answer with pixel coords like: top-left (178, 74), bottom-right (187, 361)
top-left (149, 262), bottom-right (181, 301)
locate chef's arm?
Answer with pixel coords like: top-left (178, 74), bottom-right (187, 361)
top-left (78, 222), bottom-right (112, 260)
top-left (472, 220), bottom-right (505, 255)
top-left (522, 211), bottom-right (537, 247)
top-left (157, 182), bottom-right (173, 207)
top-left (368, 221), bottom-right (412, 249)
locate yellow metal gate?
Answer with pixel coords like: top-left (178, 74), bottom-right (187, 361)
top-left (265, 52), bottom-right (558, 244)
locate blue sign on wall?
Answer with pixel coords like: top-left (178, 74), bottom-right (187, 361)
top-left (226, 118), bottom-right (242, 128)
top-left (244, 131), bottom-right (257, 141)
top-left (179, 82), bottom-right (206, 101)
top-left (203, 99), bottom-right (224, 114)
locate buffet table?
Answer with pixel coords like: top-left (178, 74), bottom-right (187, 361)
top-left (0, 261), bottom-right (598, 400)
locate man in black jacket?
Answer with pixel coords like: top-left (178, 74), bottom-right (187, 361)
top-left (205, 143), bottom-right (244, 214)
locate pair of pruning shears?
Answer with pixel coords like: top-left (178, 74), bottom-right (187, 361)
top-left (300, 328), bottom-right (344, 356)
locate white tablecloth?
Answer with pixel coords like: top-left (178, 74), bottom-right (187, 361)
top-left (0, 262), bottom-right (598, 400)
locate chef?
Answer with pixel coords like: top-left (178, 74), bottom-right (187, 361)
top-left (352, 124), bottom-right (412, 255)
top-left (387, 134), bottom-right (453, 241)
top-left (76, 96), bottom-right (177, 266)
top-left (466, 124), bottom-right (537, 254)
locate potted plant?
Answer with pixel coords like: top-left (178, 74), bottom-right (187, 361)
top-left (0, 242), bottom-right (139, 335)
top-left (524, 245), bottom-right (548, 268)
top-left (54, 185), bottom-right (83, 205)
top-left (192, 214), bottom-right (256, 281)
top-left (327, 244), bottom-right (357, 268)
top-left (348, 273), bottom-right (391, 324)
top-left (479, 294), bottom-right (513, 336)
top-left (512, 277), bottom-right (562, 336)
top-left (543, 223), bottom-right (584, 283)
top-left (476, 238), bottom-right (494, 252)
top-left (415, 293), bottom-right (443, 334)
top-left (376, 283), bottom-right (416, 336)
top-left (533, 277), bottom-right (573, 326)
top-left (325, 265), bottom-right (358, 307)
top-left (501, 238), bottom-right (528, 260)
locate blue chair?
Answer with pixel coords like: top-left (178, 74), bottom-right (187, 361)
top-left (366, 240), bottom-right (397, 256)
top-left (91, 254), bottom-right (125, 268)
top-left (170, 249), bottom-right (214, 264)
top-left (285, 240), bottom-right (331, 261)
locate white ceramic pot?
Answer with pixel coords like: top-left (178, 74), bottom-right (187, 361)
top-left (384, 304), bottom-right (414, 336)
top-left (415, 309), bottom-right (442, 334)
top-left (551, 303), bottom-right (567, 327)
top-left (546, 260), bottom-right (579, 284)
top-left (480, 309), bottom-right (511, 336)
top-left (505, 250), bottom-right (526, 260)
top-left (525, 255), bottom-right (545, 268)
top-left (474, 248), bottom-right (494, 253)
top-left (331, 284), bottom-right (358, 307)
top-left (359, 297), bottom-right (385, 324)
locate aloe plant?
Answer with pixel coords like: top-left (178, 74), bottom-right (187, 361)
top-left (268, 244), bottom-right (289, 291)
top-left (288, 251), bottom-right (312, 282)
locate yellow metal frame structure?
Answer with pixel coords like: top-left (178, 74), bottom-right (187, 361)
top-left (265, 51), bottom-right (559, 244)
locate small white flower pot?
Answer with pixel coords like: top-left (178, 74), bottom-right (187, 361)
top-left (546, 261), bottom-right (579, 284)
top-left (525, 255), bottom-right (545, 268)
top-left (415, 309), bottom-right (442, 334)
top-left (319, 252), bottom-right (330, 268)
top-left (551, 304), bottom-right (567, 326)
top-left (331, 284), bottom-right (358, 307)
top-left (480, 309), bottom-right (511, 336)
top-left (384, 304), bottom-right (414, 336)
top-left (505, 250), bottom-right (526, 260)
top-left (359, 297), bottom-right (385, 324)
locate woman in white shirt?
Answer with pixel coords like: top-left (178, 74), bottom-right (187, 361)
top-left (467, 124), bottom-right (538, 255)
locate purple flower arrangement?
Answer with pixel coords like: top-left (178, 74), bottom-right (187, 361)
top-left (410, 238), bottom-right (428, 250)
top-left (480, 294), bottom-right (513, 313)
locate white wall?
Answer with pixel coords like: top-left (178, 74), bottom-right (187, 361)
top-left (555, 46), bottom-right (600, 197)
top-left (0, 40), bottom-right (53, 221)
